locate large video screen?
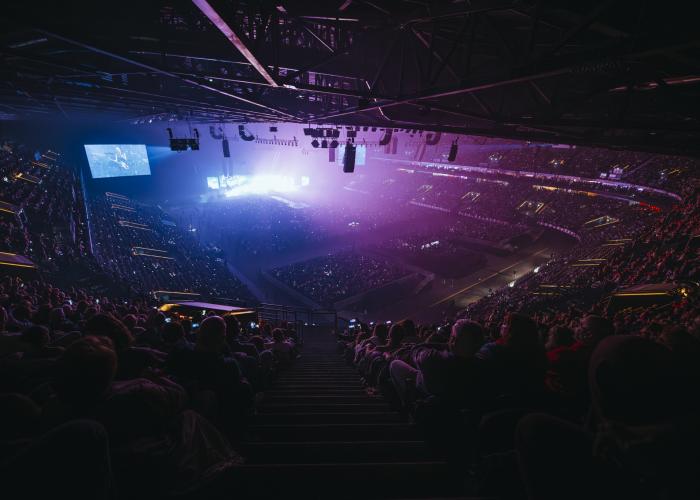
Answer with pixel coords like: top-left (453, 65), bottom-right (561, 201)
top-left (84, 144), bottom-right (151, 178)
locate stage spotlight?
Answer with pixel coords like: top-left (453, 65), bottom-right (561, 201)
top-left (222, 138), bottom-right (230, 158)
top-left (448, 140), bottom-right (458, 162)
top-left (270, 126), bottom-right (278, 132)
top-left (330, 140), bottom-right (338, 148)
top-left (311, 139), bottom-right (319, 148)
top-left (209, 126), bottom-right (223, 139)
top-left (347, 130), bottom-right (357, 138)
top-left (169, 139), bottom-right (184, 151)
top-left (303, 128), bottom-right (314, 136)
top-left (321, 139), bottom-right (328, 148)
top-left (238, 125), bottom-right (255, 141)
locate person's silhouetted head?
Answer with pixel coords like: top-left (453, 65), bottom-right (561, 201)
top-left (659, 326), bottom-right (700, 353)
top-left (501, 313), bottom-right (539, 351)
top-left (121, 314), bottom-right (138, 331)
top-left (21, 325), bottom-right (50, 350)
top-left (449, 320), bottom-right (484, 358)
top-left (56, 336), bottom-right (117, 408)
top-left (224, 315), bottom-right (241, 339)
top-left (49, 307), bottom-right (67, 329)
top-left (84, 313), bottom-right (133, 352)
top-left (249, 335), bottom-right (265, 353)
top-left (546, 325), bottom-right (575, 351)
top-left (197, 316), bottom-right (226, 353)
top-left (371, 323), bottom-right (389, 344)
top-left (162, 321), bottom-right (185, 344)
top-left (272, 328), bottom-right (286, 343)
top-left (386, 323), bottom-right (405, 348)
top-left (577, 315), bottom-right (614, 346)
top-left (590, 335), bottom-right (676, 425)
top-left (399, 319), bottom-right (416, 339)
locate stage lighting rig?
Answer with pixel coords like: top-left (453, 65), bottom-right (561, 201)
top-left (238, 125), bottom-right (255, 141)
top-left (166, 127), bottom-right (200, 152)
top-left (308, 127), bottom-right (340, 148)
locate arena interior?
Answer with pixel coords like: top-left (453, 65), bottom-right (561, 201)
top-left (1, 1), bottom-right (700, 499)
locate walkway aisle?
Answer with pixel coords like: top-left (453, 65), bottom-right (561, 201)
top-left (236, 328), bottom-right (468, 499)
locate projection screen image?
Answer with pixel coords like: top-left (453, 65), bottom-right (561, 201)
top-left (84, 144), bottom-right (151, 178)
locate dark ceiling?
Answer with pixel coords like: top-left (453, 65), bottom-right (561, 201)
top-left (2, 1), bottom-right (699, 154)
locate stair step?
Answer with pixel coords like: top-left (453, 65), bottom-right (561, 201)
top-left (287, 369), bottom-right (356, 374)
top-left (272, 385), bottom-right (365, 391)
top-left (292, 366), bottom-right (348, 369)
top-left (294, 358), bottom-right (348, 366)
top-left (230, 337), bottom-right (467, 499)
top-left (279, 377), bottom-right (360, 383)
top-left (261, 395), bottom-right (380, 404)
top-left (271, 380), bottom-right (363, 389)
top-left (255, 412), bottom-right (404, 424)
top-left (266, 388), bottom-right (368, 396)
top-left (227, 462), bottom-right (465, 498)
top-left (242, 440), bottom-right (438, 464)
top-left (259, 402), bottom-right (389, 413)
top-left (248, 423), bottom-right (416, 441)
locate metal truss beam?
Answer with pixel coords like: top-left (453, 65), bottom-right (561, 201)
top-left (192, 0), bottom-right (279, 87)
top-left (35, 28), bottom-right (296, 119)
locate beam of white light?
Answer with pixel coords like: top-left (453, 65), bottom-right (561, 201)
top-left (224, 175), bottom-right (299, 197)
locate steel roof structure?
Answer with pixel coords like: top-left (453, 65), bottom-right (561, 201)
top-left (2, 1), bottom-right (699, 153)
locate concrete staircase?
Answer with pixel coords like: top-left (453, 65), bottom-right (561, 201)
top-left (234, 327), bottom-right (470, 499)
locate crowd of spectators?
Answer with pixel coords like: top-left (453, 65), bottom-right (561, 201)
top-left (271, 252), bottom-right (408, 308)
top-left (340, 305), bottom-right (700, 497)
top-left (208, 162), bottom-right (676, 307)
top-left (0, 275), bottom-right (299, 498)
top-left (457, 184), bottom-right (700, 332)
top-left (88, 193), bottom-right (254, 302)
top-left (338, 184), bottom-right (700, 497)
top-left (622, 154), bottom-right (696, 192)
top-left (2, 135), bottom-right (700, 498)
top-left (186, 198), bottom-right (324, 257)
top-left (184, 191), bottom-right (428, 260)
top-left (0, 142), bottom-right (90, 272)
